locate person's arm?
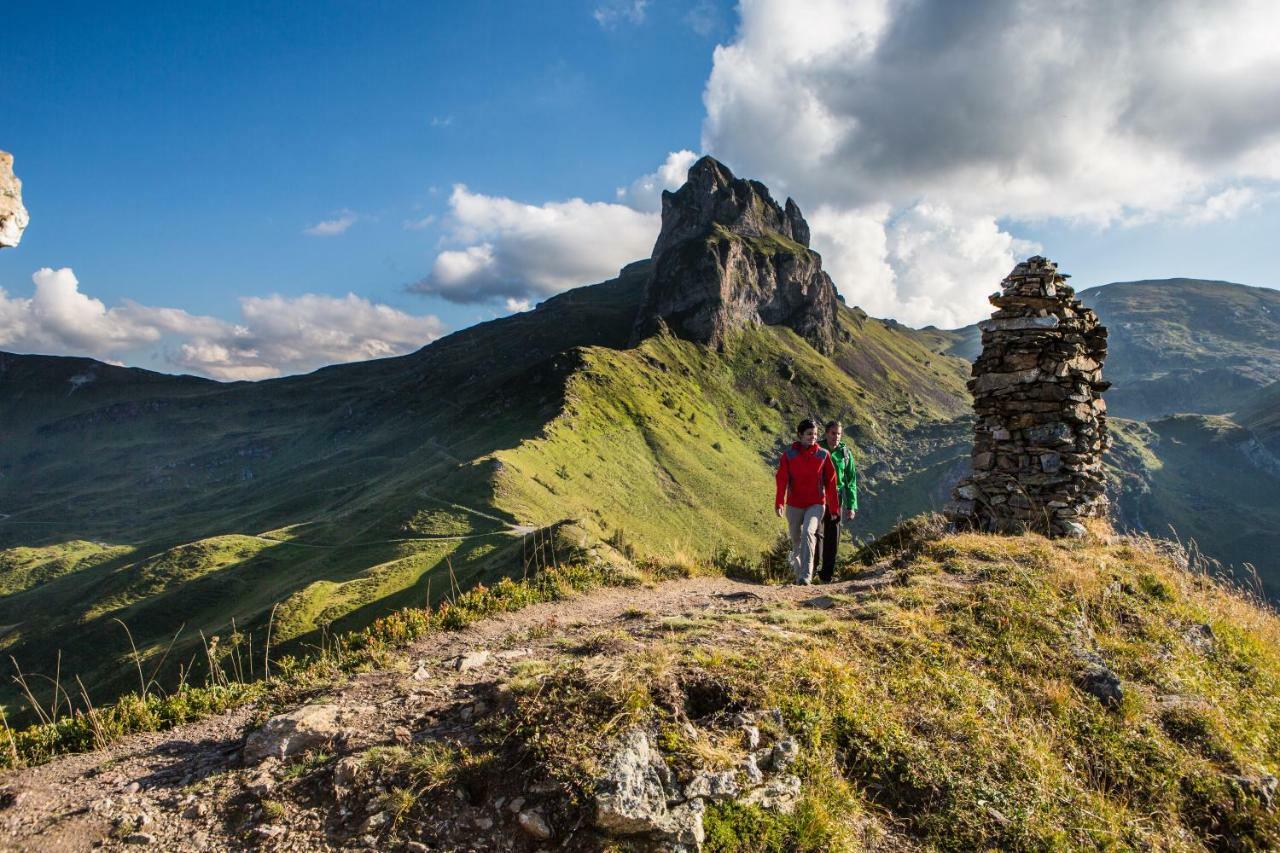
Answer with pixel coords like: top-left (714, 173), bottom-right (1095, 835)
top-left (775, 454), bottom-right (789, 515)
top-left (823, 456), bottom-right (840, 517)
top-left (844, 452), bottom-right (858, 514)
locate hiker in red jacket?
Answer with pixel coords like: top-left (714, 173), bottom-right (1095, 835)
top-left (775, 419), bottom-right (841, 585)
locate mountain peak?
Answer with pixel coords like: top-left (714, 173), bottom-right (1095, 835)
top-left (650, 156), bottom-right (810, 259)
top-left (635, 157), bottom-right (836, 352)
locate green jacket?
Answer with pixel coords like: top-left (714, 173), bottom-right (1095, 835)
top-left (825, 440), bottom-right (858, 511)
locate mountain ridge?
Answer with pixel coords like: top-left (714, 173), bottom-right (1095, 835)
top-left (0, 158), bottom-right (975, 720)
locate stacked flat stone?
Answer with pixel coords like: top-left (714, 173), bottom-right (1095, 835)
top-left (948, 256), bottom-right (1110, 538)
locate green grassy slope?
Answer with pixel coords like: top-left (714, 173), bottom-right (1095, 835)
top-left (504, 527), bottom-right (1280, 849)
top-left (0, 262), bottom-right (974, 720)
top-left (493, 309), bottom-right (970, 563)
top-left (0, 265), bottom-right (649, 718)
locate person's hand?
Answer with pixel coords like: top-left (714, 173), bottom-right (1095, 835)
top-left (845, 508), bottom-right (856, 521)
top-left (775, 506), bottom-right (784, 518)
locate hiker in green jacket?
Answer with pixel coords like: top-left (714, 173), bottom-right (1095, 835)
top-left (814, 420), bottom-right (857, 583)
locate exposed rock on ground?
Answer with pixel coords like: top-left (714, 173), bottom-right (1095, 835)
top-left (242, 704), bottom-right (370, 765)
top-left (0, 151), bottom-right (30, 249)
top-left (0, 573), bottom-right (896, 852)
top-left (3, 532), bottom-right (1278, 851)
top-left (633, 156), bottom-right (839, 354)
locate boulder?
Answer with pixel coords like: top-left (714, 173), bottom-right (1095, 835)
top-left (594, 728), bottom-right (707, 846)
top-left (243, 704), bottom-right (365, 765)
top-left (594, 729), bottom-right (672, 833)
top-left (1076, 663), bottom-right (1124, 708)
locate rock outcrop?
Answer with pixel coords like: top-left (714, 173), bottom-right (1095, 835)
top-left (243, 703), bottom-right (369, 765)
top-left (948, 256), bottom-right (1110, 537)
top-left (633, 156), bottom-right (838, 353)
top-left (593, 714), bottom-right (803, 851)
top-left (0, 151), bottom-right (29, 249)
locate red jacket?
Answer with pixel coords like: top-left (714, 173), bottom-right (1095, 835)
top-left (775, 442), bottom-right (840, 515)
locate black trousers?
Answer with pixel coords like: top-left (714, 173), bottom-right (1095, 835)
top-left (813, 515), bottom-right (840, 582)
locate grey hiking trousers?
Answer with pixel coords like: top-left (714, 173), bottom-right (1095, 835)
top-left (785, 504), bottom-right (825, 584)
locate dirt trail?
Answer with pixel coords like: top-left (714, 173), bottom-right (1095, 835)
top-left (0, 571), bottom-right (893, 852)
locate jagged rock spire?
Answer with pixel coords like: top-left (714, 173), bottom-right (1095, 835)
top-left (947, 256), bottom-right (1111, 538)
top-left (0, 151), bottom-right (29, 250)
top-left (633, 156), bottom-right (836, 353)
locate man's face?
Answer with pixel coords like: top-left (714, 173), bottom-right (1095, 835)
top-left (799, 427), bottom-right (818, 446)
top-left (825, 425), bottom-right (842, 445)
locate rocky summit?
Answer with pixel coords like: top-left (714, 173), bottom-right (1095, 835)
top-left (948, 256), bottom-right (1111, 538)
top-left (633, 156), bottom-right (838, 353)
top-left (0, 151), bottom-right (29, 250)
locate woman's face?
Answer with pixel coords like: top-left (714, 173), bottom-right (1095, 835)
top-left (799, 427), bottom-right (818, 446)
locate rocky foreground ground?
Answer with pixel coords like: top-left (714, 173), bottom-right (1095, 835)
top-left (0, 571), bottom-right (900, 852)
top-left (3, 527), bottom-right (1278, 852)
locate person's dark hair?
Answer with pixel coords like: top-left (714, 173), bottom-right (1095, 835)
top-left (796, 418), bottom-right (817, 435)
top-left (824, 420), bottom-right (842, 431)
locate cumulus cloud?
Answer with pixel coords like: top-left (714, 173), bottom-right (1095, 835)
top-left (810, 203), bottom-right (1040, 328)
top-left (303, 209), bottom-right (359, 237)
top-left (594, 0), bottom-right (647, 29)
top-left (615, 150), bottom-right (699, 213)
top-left (1181, 186), bottom-right (1259, 225)
top-left (698, 0), bottom-right (1280, 325)
top-left (0, 268), bottom-right (445, 381)
top-left (705, 0), bottom-right (1280, 222)
top-left (410, 185), bottom-right (658, 305)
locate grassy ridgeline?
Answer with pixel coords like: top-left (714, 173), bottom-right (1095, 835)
top-left (0, 284), bottom-right (971, 722)
top-left (500, 524), bottom-right (1280, 850)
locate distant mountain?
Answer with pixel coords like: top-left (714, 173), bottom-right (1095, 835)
top-left (0, 158), bottom-right (973, 719)
top-left (937, 278), bottom-right (1280, 420)
top-left (1080, 279), bottom-right (1280, 419)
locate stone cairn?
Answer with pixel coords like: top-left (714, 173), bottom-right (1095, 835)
top-left (948, 256), bottom-right (1110, 538)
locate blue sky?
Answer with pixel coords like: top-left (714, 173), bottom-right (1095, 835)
top-left (3, 1), bottom-right (1278, 378)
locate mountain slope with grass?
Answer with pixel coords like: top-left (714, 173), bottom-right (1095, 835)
top-left (2, 523), bottom-right (1277, 851)
top-left (0, 160), bottom-right (973, 723)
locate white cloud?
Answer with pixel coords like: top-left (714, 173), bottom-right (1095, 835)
top-left (410, 185), bottom-right (657, 304)
top-left (1181, 186), bottom-right (1259, 225)
top-left (684, 0), bottom-right (723, 36)
top-left (504, 297), bottom-right (532, 313)
top-left (616, 150), bottom-right (699, 213)
top-left (806, 203), bottom-right (1041, 329)
top-left (594, 0), bottom-right (648, 28)
top-left (0, 268), bottom-right (445, 381)
top-left (698, 0), bottom-right (1280, 325)
top-left (303, 209), bottom-right (359, 237)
